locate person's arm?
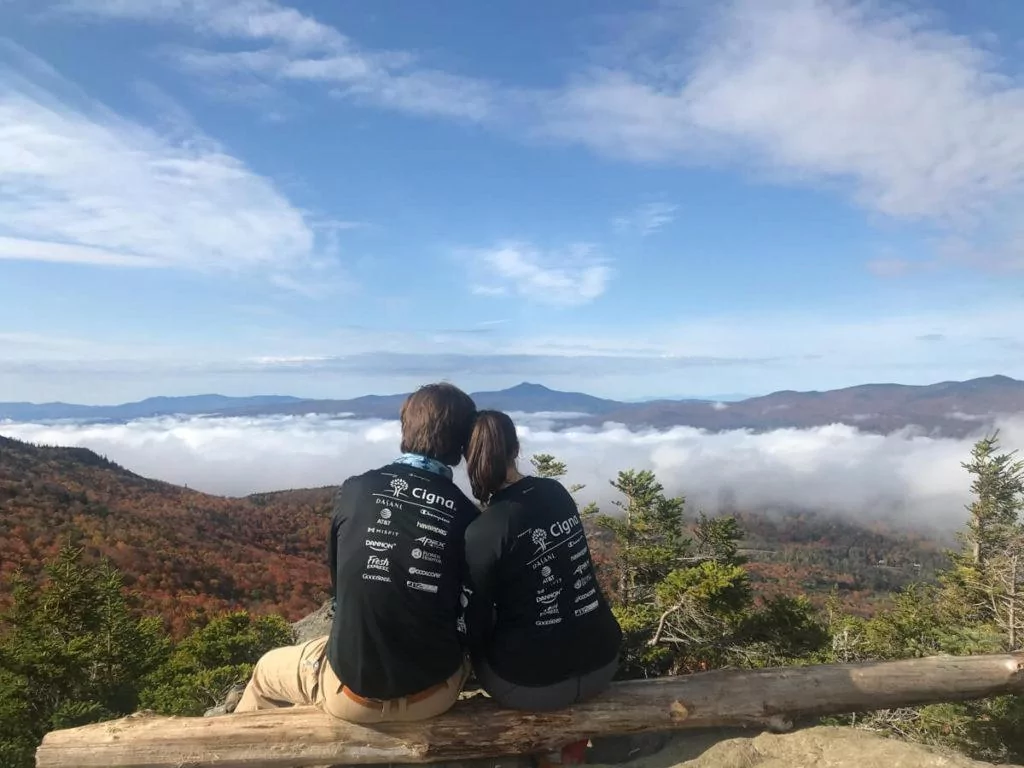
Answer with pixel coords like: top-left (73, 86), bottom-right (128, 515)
top-left (459, 508), bottom-right (507, 654)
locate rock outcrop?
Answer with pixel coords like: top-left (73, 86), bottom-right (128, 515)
top-left (604, 726), bottom-right (1017, 768)
top-left (291, 598), bottom-right (334, 643)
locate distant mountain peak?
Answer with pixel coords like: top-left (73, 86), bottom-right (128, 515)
top-left (506, 381), bottom-right (553, 393)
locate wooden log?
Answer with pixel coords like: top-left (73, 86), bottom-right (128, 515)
top-left (36, 652), bottom-right (1024, 768)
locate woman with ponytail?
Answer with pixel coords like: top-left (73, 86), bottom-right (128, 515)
top-left (460, 410), bottom-right (621, 712)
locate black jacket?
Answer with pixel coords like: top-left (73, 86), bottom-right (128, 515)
top-left (327, 463), bottom-right (479, 699)
top-left (462, 476), bottom-right (622, 686)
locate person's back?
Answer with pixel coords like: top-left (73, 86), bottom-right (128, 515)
top-left (329, 460), bottom-right (478, 699)
top-left (233, 382), bottom-right (479, 723)
top-left (461, 411), bottom-right (622, 710)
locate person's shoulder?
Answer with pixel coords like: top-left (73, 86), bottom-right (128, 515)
top-left (529, 476), bottom-right (575, 503)
top-left (473, 483), bottom-right (537, 531)
top-left (336, 465), bottom-right (388, 492)
top-left (333, 463), bottom-right (405, 502)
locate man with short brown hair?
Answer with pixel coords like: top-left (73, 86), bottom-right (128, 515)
top-left (234, 382), bottom-right (480, 722)
top-left (399, 382), bottom-right (478, 466)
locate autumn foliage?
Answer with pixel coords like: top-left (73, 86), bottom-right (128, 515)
top-left (0, 436), bottom-right (334, 636)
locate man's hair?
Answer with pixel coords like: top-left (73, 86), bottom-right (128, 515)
top-left (399, 383), bottom-right (477, 466)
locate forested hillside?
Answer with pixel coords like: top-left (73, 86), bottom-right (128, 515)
top-left (0, 434), bottom-right (952, 635)
top-left (3, 432), bottom-right (1024, 767)
top-left (0, 436), bottom-right (332, 635)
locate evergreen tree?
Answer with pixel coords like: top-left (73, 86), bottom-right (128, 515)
top-left (824, 432), bottom-right (1024, 762)
top-left (530, 452), bottom-right (586, 495)
top-left (0, 545), bottom-right (170, 768)
top-left (595, 469), bottom-right (688, 606)
top-left (139, 610), bottom-right (293, 716)
top-left (943, 431), bottom-right (1024, 647)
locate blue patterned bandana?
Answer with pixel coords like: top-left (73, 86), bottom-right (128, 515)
top-left (393, 452), bottom-right (454, 480)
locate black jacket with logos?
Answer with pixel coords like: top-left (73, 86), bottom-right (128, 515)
top-left (461, 476), bottom-right (622, 687)
top-left (326, 462), bottom-right (479, 699)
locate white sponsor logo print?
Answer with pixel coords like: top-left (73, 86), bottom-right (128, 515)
top-left (540, 564), bottom-right (560, 586)
top-left (407, 580), bottom-right (438, 593)
top-left (550, 516), bottom-right (582, 539)
top-left (419, 508), bottom-right (450, 524)
top-left (536, 589), bottom-right (561, 604)
top-left (389, 478), bottom-right (409, 498)
top-left (416, 536), bottom-right (446, 551)
top-left (412, 487), bottom-right (456, 510)
top-left (574, 600), bottom-right (599, 617)
top-left (411, 548), bottom-right (442, 564)
top-left (531, 528), bottom-right (550, 553)
top-left (367, 527), bottom-right (399, 537)
top-left (570, 547), bottom-right (588, 562)
top-left (416, 521), bottom-right (446, 536)
top-left (573, 562), bottom-right (589, 576)
top-left (409, 567), bottom-right (441, 579)
top-left (567, 533), bottom-right (584, 548)
top-left (379, 508), bottom-right (392, 520)
top-left (366, 555), bottom-right (389, 572)
top-left (366, 540), bottom-right (396, 553)
top-left (362, 573), bottom-right (390, 583)
top-left (539, 603), bottom-right (560, 617)
top-left (574, 574), bottom-right (594, 590)
top-left (457, 616), bottom-right (467, 634)
top-left (531, 552), bottom-right (556, 570)
top-left (535, 617), bottom-right (562, 626)
top-left (575, 587), bottom-right (597, 603)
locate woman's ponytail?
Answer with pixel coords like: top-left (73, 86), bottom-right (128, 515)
top-left (465, 410), bottom-right (519, 504)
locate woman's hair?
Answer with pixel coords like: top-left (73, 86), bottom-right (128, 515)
top-left (465, 410), bottom-right (520, 503)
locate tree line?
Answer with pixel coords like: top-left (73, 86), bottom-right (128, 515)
top-left (2, 433), bottom-right (1023, 766)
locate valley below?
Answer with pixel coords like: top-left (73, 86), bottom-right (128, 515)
top-left (0, 434), bottom-right (950, 633)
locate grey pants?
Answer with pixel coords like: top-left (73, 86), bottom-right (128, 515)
top-left (476, 656), bottom-right (618, 711)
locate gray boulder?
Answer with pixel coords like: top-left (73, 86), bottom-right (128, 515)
top-left (292, 598), bottom-right (334, 644)
top-left (606, 726), bottom-right (1018, 768)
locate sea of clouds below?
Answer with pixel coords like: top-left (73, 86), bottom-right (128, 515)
top-left (3, 412), bottom-right (1024, 531)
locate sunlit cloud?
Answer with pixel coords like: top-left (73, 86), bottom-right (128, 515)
top-left (5, 412), bottom-right (1021, 530)
top-left (0, 41), bottom-right (341, 289)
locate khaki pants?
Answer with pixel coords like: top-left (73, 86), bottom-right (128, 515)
top-left (234, 635), bottom-right (470, 723)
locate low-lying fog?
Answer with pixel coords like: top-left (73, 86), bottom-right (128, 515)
top-left (4, 412), bottom-right (1023, 530)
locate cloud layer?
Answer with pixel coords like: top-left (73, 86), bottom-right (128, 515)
top-left (5, 412), bottom-right (1021, 530)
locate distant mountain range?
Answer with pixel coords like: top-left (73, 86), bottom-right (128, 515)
top-left (2, 376), bottom-right (1023, 437)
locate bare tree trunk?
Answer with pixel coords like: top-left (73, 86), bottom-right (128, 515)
top-left (36, 652), bottom-right (1024, 768)
top-left (1009, 553), bottom-right (1018, 651)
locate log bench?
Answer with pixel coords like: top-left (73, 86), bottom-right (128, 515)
top-left (35, 652), bottom-right (1024, 768)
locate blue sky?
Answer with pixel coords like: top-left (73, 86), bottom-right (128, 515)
top-left (1, 0), bottom-right (1023, 404)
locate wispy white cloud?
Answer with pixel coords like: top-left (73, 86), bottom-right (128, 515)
top-left (612, 202), bottom-right (677, 236)
top-left (469, 241), bottom-right (612, 307)
top-left (4, 412), bottom-right (1021, 529)
top-left (58, 0), bottom-right (498, 121)
top-left (546, 0), bottom-right (1024, 226)
top-left (0, 42), bottom-right (340, 286)
top-left (59, 0), bottom-right (1024, 239)
top-left (0, 237), bottom-right (158, 267)
top-left (57, 0), bottom-right (347, 49)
